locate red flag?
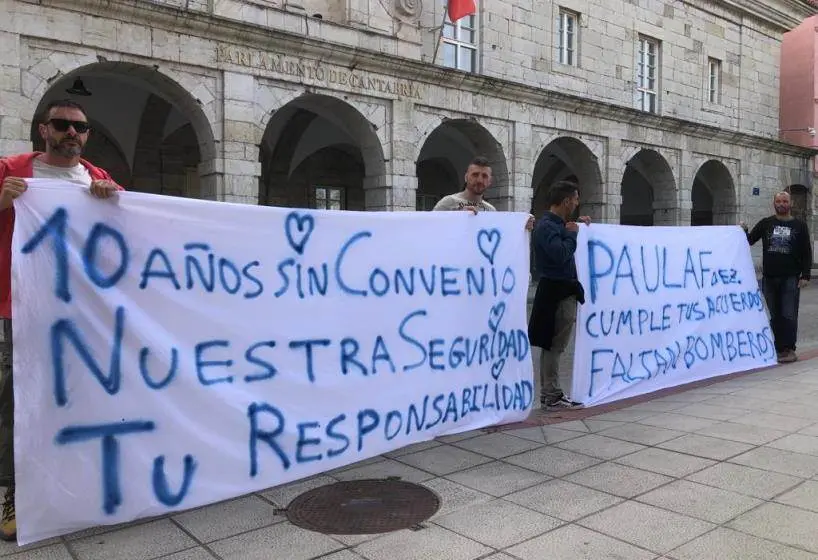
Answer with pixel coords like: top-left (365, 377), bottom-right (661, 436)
top-left (448, 0), bottom-right (476, 22)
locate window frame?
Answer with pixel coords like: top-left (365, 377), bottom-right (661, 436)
top-left (636, 36), bottom-right (659, 114)
top-left (557, 8), bottom-right (579, 66)
top-left (707, 57), bottom-right (722, 104)
top-left (312, 186), bottom-right (346, 211)
top-left (441, 0), bottom-right (478, 73)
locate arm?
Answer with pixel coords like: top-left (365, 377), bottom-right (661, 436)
top-left (800, 220), bottom-right (812, 281)
top-left (533, 223), bottom-right (577, 266)
top-left (0, 162), bottom-right (25, 212)
top-left (746, 218), bottom-right (765, 246)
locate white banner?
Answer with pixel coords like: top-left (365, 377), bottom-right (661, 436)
top-left (11, 180), bottom-right (533, 545)
top-left (571, 224), bottom-right (775, 407)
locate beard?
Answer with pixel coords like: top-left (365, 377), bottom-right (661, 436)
top-left (775, 205), bottom-right (789, 215)
top-left (49, 136), bottom-right (83, 158)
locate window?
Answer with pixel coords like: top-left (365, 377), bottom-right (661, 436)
top-left (416, 194), bottom-right (440, 211)
top-left (313, 186), bottom-right (345, 210)
top-left (637, 37), bottom-right (659, 113)
top-left (558, 9), bottom-right (578, 66)
top-left (442, 2), bottom-right (477, 72)
top-left (707, 58), bottom-right (721, 104)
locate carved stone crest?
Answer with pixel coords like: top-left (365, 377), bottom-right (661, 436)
top-left (394, 0), bottom-right (421, 21)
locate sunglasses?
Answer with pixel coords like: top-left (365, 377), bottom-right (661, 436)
top-left (46, 119), bottom-right (91, 133)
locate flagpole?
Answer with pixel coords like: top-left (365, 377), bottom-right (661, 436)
top-left (431, 5), bottom-right (449, 65)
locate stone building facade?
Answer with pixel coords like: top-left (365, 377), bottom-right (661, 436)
top-left (0, 0), bottom-right (816, 239)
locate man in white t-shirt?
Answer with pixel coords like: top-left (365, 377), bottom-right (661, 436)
top-left (433, 156), bottom-right (534, 231)
top-left (0, 99), bottom-right (121, 542)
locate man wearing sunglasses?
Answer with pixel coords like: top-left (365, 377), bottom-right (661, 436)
top-left (0, 98), bottom-right (122, 542)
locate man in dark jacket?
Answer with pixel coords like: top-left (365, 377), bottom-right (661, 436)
top-left (742, 190), bottom-right (812, 363)
top-left (528, 181), bottom-right (590, 409)
top-left (0, 99), bottom-right (121, 541)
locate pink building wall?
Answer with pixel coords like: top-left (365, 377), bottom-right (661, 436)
top-left (780, 15), bottom-right (818, 156)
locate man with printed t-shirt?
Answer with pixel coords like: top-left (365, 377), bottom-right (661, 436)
top-left (433, 155), bottom-right (535, 232)
top-left (528, 181), bottom-right (590, 409)
top-left (0, 99), bottom-right (121, 541)
top-left (742, 190), bottom-right (812, 364)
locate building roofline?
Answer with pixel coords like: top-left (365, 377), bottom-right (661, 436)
top-left (44, 0), bottom-right (818, 160)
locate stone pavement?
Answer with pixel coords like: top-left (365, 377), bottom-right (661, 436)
top-left (6, 283), bottom-right (818, 560)
top-left (6, 356), bottom-right (818, 559)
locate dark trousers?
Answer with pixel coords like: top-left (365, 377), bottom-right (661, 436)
top-left (0, 320), bottom-right (12, 487)
top-left (762, 276), bottom-right (801, 352)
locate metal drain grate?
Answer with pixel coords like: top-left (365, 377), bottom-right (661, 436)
top-left (285, 479), bottom-right (441, 534)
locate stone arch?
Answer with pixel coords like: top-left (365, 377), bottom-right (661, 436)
top-left (530, 136), bottom-right (604, 221)
top-left (415, 117), bottom-right (510, 210)
top-left (786, 184), bottom-right (810, 222)
top-left (29, 61), bottom-right (218, 199)
top-left (620, 148), bottom-right (677, 226)
top-left (258, 93), bottom-right (387, 211)
top-left (691, 159), bottom-right (737, 226)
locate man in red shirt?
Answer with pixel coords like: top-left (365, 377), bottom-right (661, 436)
top-left (0, 99), bottom-right (121, 541)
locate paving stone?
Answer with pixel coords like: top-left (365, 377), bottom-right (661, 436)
top-left (353, 525), bottom-right (491, 560)
top-left (728, 411), bottom-right (817, 432)
top-left (657, 433), bottom-right (754, 460)
top-left (635, 479), bottom-right (762, 523)
top-left (506, 523), bottom-right (655, 560)
top-left (209, 522), bottom-right (343, 560)
top-left (433, 499), bottom-right (562, 548)
top-left (503, 446), bottom-right (602, 477)
top-left (71, 520), bottom-right (196, 560)
top-left (452, 432), bottom-right (543, 459)
top-left (445, 460), bottom-right (550, 497)
top-left (599, 423), bottom-right (685, 445)
top-left (672, 402), bottom-right (749, 421)
top-left (396, 445), bottom-right (493, 476)
top-left (554, 434), bottom-right (647, 460)
top-left (578, 501), bottom-right (715, 554)
top-left (637, 413), bottom-right (720, 432)
top-left (767, 434), bottom-right (818, 456)
top-left (420, 477), bottom-right (494, 519)
top-left (505, 479), bottom-right (624, 522)
top-left (332, 458), bottom-right (435, 483)
top-left (0, 543), bottom-right (73, 560)
top-left (728, 502), bottom-right (818, 553)
top-left (728, 446), bottom-right (818, 478)
top-left (564, 461), bottom-right (674, 498)
top-left (686, 462), bottom-right (802, 499)
top-left (173, 495), bottom-right (284, 543)
top-left (695, 421), bottom-right (790, 445)
top-left (669, 527), bottom-right (818, 560)
top-left (614, 448), bottom-right (716, 477)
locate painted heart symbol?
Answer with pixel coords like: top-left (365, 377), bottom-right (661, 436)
top-left (488, 302), bottom-right (506, 332)
top-left (477, 229), bottom-right (501, 265)
top-left (491, 359), bottom-right (506, 380)
top-left (285, 212), bottom-right (315, 255)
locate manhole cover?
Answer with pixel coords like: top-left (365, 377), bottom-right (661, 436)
top-left (286, 479), bottom-right (441, 534)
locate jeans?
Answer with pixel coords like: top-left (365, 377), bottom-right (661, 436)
top-left (0, 320), bottom-right (12, 487)
top-left (762, 276), bottom-right (800, 352)
top-left (539, 297), bottom-right (577, 401)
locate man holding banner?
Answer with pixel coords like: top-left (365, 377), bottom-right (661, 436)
top-left (433, 155), bottom-right (536, 231)
top-left (0, 99), bottom-right (121, 541)
top-left (528, 181), bottom-right (591, 409)
top-left (742, 191), bottom-right (812, 364)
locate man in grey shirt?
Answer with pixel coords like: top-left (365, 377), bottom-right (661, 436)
top-left (433, 156), bottom-right (534, 231)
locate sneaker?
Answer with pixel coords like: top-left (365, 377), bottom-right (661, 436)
top-left (543, 395), bottom-right (582, 409)
top-left (779, 349), bottom-right (798, 364)
top-left (0, 486), bottom-right (15, 542)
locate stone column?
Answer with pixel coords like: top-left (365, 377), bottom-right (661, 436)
top-left (511, 122), bottom-right (534, 212)
top-left (388, 99), bottom-right (418, 211)
top-left (677, 148), bottom-right (695, 227)
top-left (222, 71), bottom-right (261, 204)
top-left (604, 138), bottom-right (624, 224)
top-left (0, 31), bottom-right (30, 155)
